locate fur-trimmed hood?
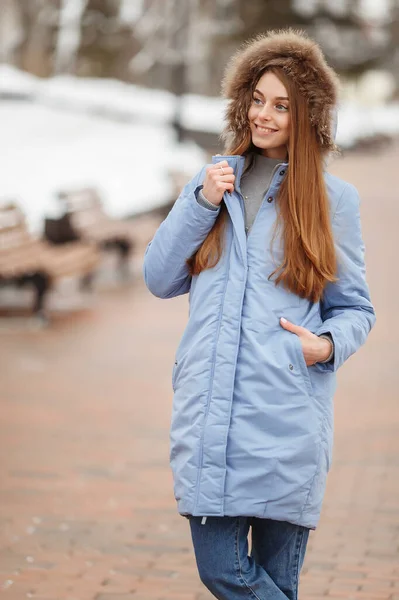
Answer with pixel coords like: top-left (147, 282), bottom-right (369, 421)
top-left (221, 29), bottom-right (340, 153)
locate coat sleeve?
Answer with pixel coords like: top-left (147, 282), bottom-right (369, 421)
top-left (314, 182), bottom-right (376, 372)
top-left (143, 167), bottom-right (221, 299)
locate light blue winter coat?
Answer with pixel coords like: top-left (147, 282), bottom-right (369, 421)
top-left (143, 155), bottom-right (375, 529)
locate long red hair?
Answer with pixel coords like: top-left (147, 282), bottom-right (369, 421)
top-left (187, 67), bottom-right (337, 303)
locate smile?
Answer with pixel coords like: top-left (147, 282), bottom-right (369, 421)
top-left (255, 125), bottom-right (278, 134)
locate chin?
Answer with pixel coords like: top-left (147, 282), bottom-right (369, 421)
top-left (252, 138), bottom-right (274, 150)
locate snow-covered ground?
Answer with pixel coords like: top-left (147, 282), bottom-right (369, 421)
top-left (1, 65), bottom-right (399, 232)
top-left (0, 67), bottom-right (209, 232)
top-left (0, 65), bottom-right (226, 131)
top-left (0, 99), bottom-right (208, 232)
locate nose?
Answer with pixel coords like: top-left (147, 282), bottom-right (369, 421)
top-left (259, 102), bottom-right (272, 121)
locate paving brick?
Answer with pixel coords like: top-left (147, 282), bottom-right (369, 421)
top-left (95, 595), bottom-right (137, 600)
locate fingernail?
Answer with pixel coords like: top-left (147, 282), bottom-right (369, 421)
top-left (280, 317), bottom-right (287, 323)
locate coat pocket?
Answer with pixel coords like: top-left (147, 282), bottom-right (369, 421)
top-left (291, 334), bottom-right (314, 398)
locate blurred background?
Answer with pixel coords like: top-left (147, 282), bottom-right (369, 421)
top-left (1, 2), bottom-right (399, 599)
top-left (0, 0), bottom-right (398, 321)
top-left (1, 0), bottom-right (399, 321)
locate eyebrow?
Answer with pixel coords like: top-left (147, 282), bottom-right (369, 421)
top-left (254, 89), bottom-right (289, 101)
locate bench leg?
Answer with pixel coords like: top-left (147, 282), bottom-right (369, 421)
top-left (102, 238), bottom-right (134, 279)
top-left (30, 272), bottom-right (51, 316)
top-left (80, 272), bottom-right (94, 291)
top-left (115, 239), bottom-right (133, 278)
top-left (15, 272), bottom-right (51, 323)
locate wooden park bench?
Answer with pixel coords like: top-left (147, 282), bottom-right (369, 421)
top-left (55, 188), bottom-right (138, 276)
top-left (0, 202), bottom-right (99, 320)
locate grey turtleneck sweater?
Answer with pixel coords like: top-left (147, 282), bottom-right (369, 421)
top-left (196, 152), bottom-right (334, 363)
top-left (240, 153), bottom-right (282, 234)
top-left (197, 153), bottom-right (281, 235)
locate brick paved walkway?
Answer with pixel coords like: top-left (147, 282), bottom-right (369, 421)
top-left (1, 144), bottom-right (398, 599)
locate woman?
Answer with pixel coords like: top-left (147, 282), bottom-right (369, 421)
top-left (143, 29), bottom-right (375, 600)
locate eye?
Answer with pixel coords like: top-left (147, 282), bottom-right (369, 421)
top-left (276, 104), bottom-right (289, 111)
top-left (253, 97), bottom-right (263, 105)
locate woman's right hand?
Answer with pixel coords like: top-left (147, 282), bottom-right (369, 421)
top-left (202, 161), bottom-right (235, 207)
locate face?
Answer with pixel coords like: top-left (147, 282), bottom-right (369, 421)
top-left (248, 71), bottom-right (290, 160)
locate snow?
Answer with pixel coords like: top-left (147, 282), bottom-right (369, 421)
top-left (0, 64), bottom-right (39, 98)
top-left (40, 75), bottom-right (176, 123)
top-left (336, 102), bottom-right (399, 148)
top-left (0, 101), bottom-right (205, 233)
top-left (0, 65), bottom-right (224, 127)
top-left (181, 94), bottom-right (227, 134)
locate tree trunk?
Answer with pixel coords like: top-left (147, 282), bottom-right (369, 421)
top-left (14, 0), bottom-right (59, 76)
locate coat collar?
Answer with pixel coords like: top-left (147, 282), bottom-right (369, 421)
top-left (211, 154), bottom-right (288, 190)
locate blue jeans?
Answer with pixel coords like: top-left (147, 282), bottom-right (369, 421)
top-left (189, 516), bottom-right (309, 600)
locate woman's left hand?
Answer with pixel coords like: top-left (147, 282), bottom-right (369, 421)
top-left (280, 317), bottom-right (332, 366)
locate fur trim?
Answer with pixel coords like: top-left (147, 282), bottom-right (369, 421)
top-left (221, 29), bottom-right (340, 153)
